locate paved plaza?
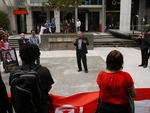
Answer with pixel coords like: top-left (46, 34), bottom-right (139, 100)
top-left (1, 47), bottom-right (150, 96)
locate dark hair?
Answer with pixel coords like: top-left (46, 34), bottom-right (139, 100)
top-left (19, 43), bottom-right (40, 63)
top-left (106, 50), bottom-right (123, 71)
top-left (2, 34), bottom-right (9, 42)
top-left (31, 29), bottom-right (35, 33)
top-left (5, 52), bottom-right (11, 57)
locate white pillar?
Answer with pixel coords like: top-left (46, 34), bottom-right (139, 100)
top-left (26, 8), bottom-right (33, 33)
top-left (102, 0), bottom-right (106, 32)
top-left (99, 10), bottom-right (102, 24)
top-left (119, 0), bottom-right (131, 32)
top-left (75, 8), bottom-right (78, 32)
top-left (46, 11), bottom-right (50, 21)
top-left (138, 0), bottom-right (146, 31)
top-left (85, 13), bottom-right (88, 31)
top-left (54, 9), bottom-right (60, 33)
top-left (8, 7), bottom-right (17, 33)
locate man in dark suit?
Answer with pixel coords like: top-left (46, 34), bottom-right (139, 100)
top-left (73, 31), bottom-right (89, 73)
top-left (18, 33), bottom-right (29, 65)
top-left (18, 33), bottom-right (29, 47)
top-left (138, 30), bottom-right (150, 68)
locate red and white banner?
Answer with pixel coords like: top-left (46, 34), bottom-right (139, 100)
top-left (49, 88), bottom-right (150, 113)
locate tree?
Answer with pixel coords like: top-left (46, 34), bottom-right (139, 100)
top-left (42, 0), bottom-right (84, 20)
top-left (0, 10), bottom-right (10, 30)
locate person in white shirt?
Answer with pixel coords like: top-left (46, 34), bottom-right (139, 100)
top-left (39, 24), bottom-right (46, 43)
top-left (76, 19), bottom-right (81, 31)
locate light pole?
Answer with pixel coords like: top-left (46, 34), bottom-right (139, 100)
top-left (132, 15), bottom-right (139, 35)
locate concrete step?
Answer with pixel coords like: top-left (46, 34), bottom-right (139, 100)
top-left (9, 35), bottom-right (139, 49)
top-left (94, 40), bottom-right (139, 47)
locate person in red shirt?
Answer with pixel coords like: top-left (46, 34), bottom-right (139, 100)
top-left (96, 50), bottom-right (136, 113)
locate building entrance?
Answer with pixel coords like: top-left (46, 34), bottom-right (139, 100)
top-left (17, 15), bottom-right (26, 33)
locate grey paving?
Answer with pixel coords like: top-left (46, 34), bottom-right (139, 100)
top-left (1, 47), bottom-right (150, 97)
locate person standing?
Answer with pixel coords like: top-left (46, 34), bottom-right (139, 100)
top-left (0, 34), bottom-right (11, 71)
top-left (29, 29), bottom-right (40, 65)
top-left (76, 19), bottom-right (81, 31)
top-left (64, 20), bottom-right (69, 33)
top-left (51, 18), bottom-right (56, 33)
top-left (72, 31), bottom-right (89, 73)
top-left (71, 18), bottom-right (75, 33)
top-left (0, 73), bottom-right (12, 113)
top-left (96, 50), bottom-right (136, 113)
top-left (9, 43), bottom-right (54, 113)
top-left (137, 30), bottom-right (150, 68)
top-left (18, 33), bottom-right (29, 47)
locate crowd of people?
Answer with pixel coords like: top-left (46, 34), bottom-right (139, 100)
top-left (39, 18), bottom-right (81, 35)
top-left (1, 25), bottom-right (150, 113)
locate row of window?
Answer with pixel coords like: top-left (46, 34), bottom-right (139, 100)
top-left (30, 0), bottom-right (102, 5)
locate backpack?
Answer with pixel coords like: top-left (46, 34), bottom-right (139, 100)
top-left (10, 65), bottom-right (42, 113)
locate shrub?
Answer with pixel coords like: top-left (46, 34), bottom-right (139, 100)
top-left (0, 10), bottom-right (10, 30)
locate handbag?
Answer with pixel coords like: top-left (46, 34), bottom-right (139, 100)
top-left (128, 93), bottom-right (135, 113)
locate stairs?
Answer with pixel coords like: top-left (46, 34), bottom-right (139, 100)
top-left (9, 39), bottom-right (19, 50)
top-left (93, 33), bottom-right (139, 47)
top-left (9, 33), bottom-right (140, 50)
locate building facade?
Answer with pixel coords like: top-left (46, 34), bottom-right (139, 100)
top-left (0, 0), bottom-right (149, 34)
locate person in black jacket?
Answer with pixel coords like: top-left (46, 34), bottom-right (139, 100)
top-left (73, 31), bottom-right (89, 73)
top-left (9, 43), bottom-right (54, 113)
top-left (138, 30), bottom-right (150, 68)
top-left (0, 73), bottom-right (12, 113)
top-left (18, 33), bottom-right (29, 47)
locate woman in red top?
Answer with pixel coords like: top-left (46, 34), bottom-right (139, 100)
top-left (96, 50), bottom-right (136, 113)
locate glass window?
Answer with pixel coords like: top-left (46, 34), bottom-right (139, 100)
top-left (146, 0), bottom-right (150, 8)
top-left (16, 0), bottom-right (25, 5)
top-left (30, 0), bottom-right (48, 3)
top-left (82, 0), bottom-right (102, 5)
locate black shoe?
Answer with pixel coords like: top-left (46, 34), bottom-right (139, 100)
top-left (138, 64), bottom-right (143, 67)
top-left (85, 70), bottom-right (88, 73)
top-left (143, 65), bottom-right (147, 68)
top-left (78, 69), bottom-right (82, 72)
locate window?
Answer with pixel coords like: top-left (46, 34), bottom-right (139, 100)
top-left (82, 0), bottom-right (102, 5)
top-left (30, 0), bottom-right (48, 3)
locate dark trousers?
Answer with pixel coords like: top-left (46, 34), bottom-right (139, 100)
top-left (141, 49), bottom-right (149, 66)
top-left (76, 50), bottom-right (88, 71)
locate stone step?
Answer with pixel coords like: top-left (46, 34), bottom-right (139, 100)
top-left (9, 35), bottom-right (139, 49)
top-left (94, 40), bottom-right (139, 47)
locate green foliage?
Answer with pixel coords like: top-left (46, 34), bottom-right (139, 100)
top-left (42, 0), bottom-right (85, 15)
top-left (0, 10), bottom-right (10, 30)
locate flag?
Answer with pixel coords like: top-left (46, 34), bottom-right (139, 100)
top-left (49, 88), bottom-right (150, 113)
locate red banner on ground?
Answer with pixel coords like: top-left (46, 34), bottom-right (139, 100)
top-left (8, 88), bottom-right (150, 113)
top-left (49, 88), bottom-right (150, 113)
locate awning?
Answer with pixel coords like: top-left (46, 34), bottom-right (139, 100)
top-left (13, 10), bottom-right (28, 15)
